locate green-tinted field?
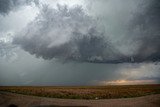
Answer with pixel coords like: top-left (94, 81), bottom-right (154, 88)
top-left (0, 84), bottom-right (160, 99)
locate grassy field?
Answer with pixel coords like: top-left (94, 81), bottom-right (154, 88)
top-left (0, 84), bottom-right (160, 99)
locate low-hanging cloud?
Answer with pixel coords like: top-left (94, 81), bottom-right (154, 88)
top-left (13, 0), bottom-right (160, 63)
top-left (13, 5), bottom-right (121, 63)
top-left (1, 0), bottom-right (160, 86)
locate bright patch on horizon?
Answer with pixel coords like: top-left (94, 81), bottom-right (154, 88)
top-left (99, 79), bottom-right (157, 85)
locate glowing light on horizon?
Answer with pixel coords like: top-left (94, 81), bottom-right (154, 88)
top-left (99, 79), bottom-right (157, 85)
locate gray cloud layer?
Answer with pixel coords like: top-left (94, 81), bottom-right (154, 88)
top-left (13, 5), bottom-right (122, 63)
top-left (0, 0), bottom-right (160, 86)
top-left (0, 0), bottom-right (39, 15)
top-left (13, 0), bottom-right (160, 63)
top-left (127, 0), bottom-right (160, 62)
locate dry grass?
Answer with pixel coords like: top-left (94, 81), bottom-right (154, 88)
top-left (0, 84), bottom-right (160, 99)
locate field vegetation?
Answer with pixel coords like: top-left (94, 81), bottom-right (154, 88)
top-left (0, 84), bottom-right (160, 99)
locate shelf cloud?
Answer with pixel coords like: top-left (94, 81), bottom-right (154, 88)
top-left (0, 0), bottom-right (160, 85)
top-left (13, 0), bottom-right (160, 63)
top-left (13, 5), bottom-right (122, 63)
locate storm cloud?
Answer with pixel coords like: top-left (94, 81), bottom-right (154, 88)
top-left (127, 0), bottom-right (160, 62)
top-left (0, 0), bottom-right (39, 15)
top-left (13, 4), bottom-right (122, 63)
top-left (13, 0), bottom-right (160, 63)
top-left (0, 0), bottom-right (160, 86)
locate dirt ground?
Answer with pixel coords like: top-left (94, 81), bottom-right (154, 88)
top-left (0, 91), bottom-right (160, 107)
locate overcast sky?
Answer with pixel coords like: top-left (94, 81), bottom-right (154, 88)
top-left (0, 0), bottom-right (160, 86)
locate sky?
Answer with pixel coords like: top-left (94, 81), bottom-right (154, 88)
top-left (0, 0), bottom-right (160, 86)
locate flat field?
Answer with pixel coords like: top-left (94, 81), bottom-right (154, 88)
top-left (0, 84), bottom-right (160, 99)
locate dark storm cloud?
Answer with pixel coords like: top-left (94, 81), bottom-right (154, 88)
top-left (13, 0), bottom-right (160, 63)
top-left (13, 5), bottom-right (123, 63)
top-left (1, 0), bottom-right (160, 86)
top-left (127, 0), bottom-right (160, 62)
top-left (0, 0), bottom-right (39, 15)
